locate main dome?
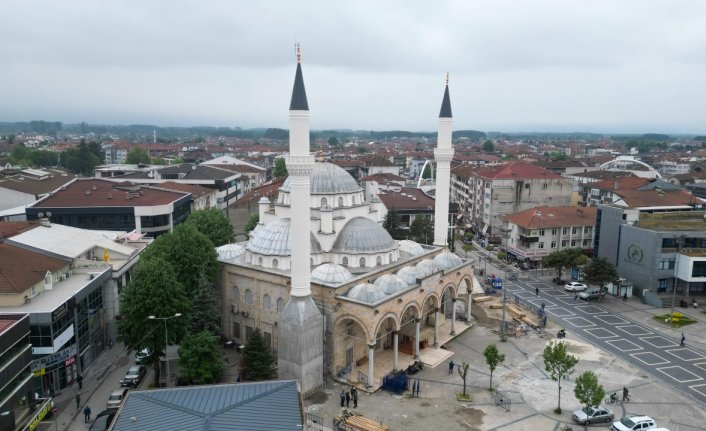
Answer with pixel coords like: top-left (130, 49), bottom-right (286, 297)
top-left (332, 217), bottom-right (397, 254)
top-left (246, 218), bottom-right (322, 256)
top-left (281, 162), bottom-right (362, 195)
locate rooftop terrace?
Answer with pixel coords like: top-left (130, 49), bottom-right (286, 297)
top-left (637, 211), bottom-right (706, 231)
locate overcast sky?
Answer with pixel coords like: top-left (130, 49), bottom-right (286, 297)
top-left (1, 1), bottom-right (705, 133)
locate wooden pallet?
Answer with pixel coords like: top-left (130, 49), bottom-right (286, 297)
top-left (335, 412), bottom-right (390, 431)
top-left (488, 303), bottom-right (504, 309)
top-left (473, 296), bottom-right (494, 303)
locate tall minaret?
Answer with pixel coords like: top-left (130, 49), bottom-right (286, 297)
top-left (277, 46), bottom-right (324, 394)
top-left (433, 73), bottom-right (454, 247)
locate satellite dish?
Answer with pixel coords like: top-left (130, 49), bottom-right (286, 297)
top-left (46, 211), bottom-right (52, 218)
top-left (37, 212), bottom-right (44, 218)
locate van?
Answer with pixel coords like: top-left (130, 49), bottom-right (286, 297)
top-left (579, 287), bottom-right (601, 301)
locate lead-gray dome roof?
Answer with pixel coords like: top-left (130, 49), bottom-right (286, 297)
top-left (311, 263), bottom-right (353, 284)
top-left (374, 274), bottom-right (408, 295)
top-left (332, 217), bottom-right (397, 254)
top-left (396, 266), bottom-right (418, 284)
top-left (216, 243), bottom-right (246, 262)
top-left (398, 240), bottom-right (424, 256)
top-left (415, 259), bottom-right (443, 278)
top-left (434, 252), bottom-right (463, 269)
top-left (281, 162), bottom-right (362, 195)
top-left (347, 283), bottom-right (386, 303)
top-left (246, 218), bottom-right (322, 256)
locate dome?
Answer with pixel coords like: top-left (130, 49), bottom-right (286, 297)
top-left (246, 218), bottom-right (322, 256)
top-left (415, 259), bottom-right (443, 278)
top-left (396, 266), bottom-right (418, 284)
top-left (374, 274), bottom-right (408, 295)
top-left (216, 243), bottom-right (246, 261)
top-left (281, 162), bottom-right (362, 195)
top-left (347, 283), bottom-right (386, 303)
top-left (332, 217), bottom-right (396, 254)
top-left (311, 263), bottom-right (353, 284)
top-left (434, 251), bottom-right (463, 269)
top-left (398, 240), bottom-right (425, 256)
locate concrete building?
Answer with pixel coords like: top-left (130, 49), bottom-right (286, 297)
top-left (658, 160), bottom-right (690, 177)
top-left (0, 314), bottom-right (35, 431)
top-left (377, 187), bottom-right (458, 236)
top-left (360, 172), bottom-right (406, 202)
top-left (0, 168), bottom-right (74, 212)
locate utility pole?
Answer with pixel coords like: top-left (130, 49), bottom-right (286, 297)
top-left (670, 235), bottom-right (685, 318)
top-left (500, 270), bottom-right (507, 340)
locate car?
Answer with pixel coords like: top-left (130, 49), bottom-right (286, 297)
top-left (611, 415), bottom-right (656, 431)
top-left (106, 388), bottom-right (129, 410)
top-left (572, 405), bottom-right (614, 425)
top-left (89, 410), bottom-right (116, 431)
top-left (564, 282), bottom-right (588, 292)
top-left (120, 365), bottom-right (146, 387)
top-left (135, 348), bottom-right (151, 364)
top-left (579, 287), bottom-right (601, 300)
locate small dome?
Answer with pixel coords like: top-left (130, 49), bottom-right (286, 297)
top-left (347, 283), bottom-right (386, 303)
top-left (332, 217), bottom-right (396, 254)
top-left (246, 218), bottom-right (322, 256)
top-left (396, 266), bottom-right (418, 284)
top-left (434, 251), bottom-right (463, 269)
top-left (281, 162), bottom-right (362, 195)
top-left (374, 274), bottom-right (408, 295)
top-left (398, 240), bottom-right (424, 256)
top-left (311, 263), bottom-right (353, 284)
top-left (216, 243), bottom-right (245, 262)
top-left (415, 259), bottom-right (443, 278)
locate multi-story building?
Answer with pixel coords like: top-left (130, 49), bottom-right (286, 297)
top-left (0, 168), bottom-right (74, 212)
top-left (376, 186), bottom-right (458, 237)
top-left (0, 314), bottom-right (34, 431)
top-left (102, 141), bottom-right (132, 165)
top-left (658, 161), bottom-right (690, 177)
top-left (503, 206), bottom-right (596, 267)
top-left (360, 172), bottom-right (406, 203)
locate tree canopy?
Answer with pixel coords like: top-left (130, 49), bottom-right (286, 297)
top-left (574, 371), bottom-right (606, 414)
top-left (382, 210), bottom-right (405, 240)
top-left (582, 257), bottom-right (619, 288)
top-left (178, 331), bottom-right (226, 384)
top-left (58, 141), bottom-right (103, 175)
top-left (184, 208), bottom-right (234, 247)
top-left (244, 213), bottom-right (259, 234)
top-left (543, 341), bottom-right (579, 413)
top-left (272, 157), bottom-right (288, 179)
top-left (410, 216), bottom-right (434, 245)
top-left (125, 147), bottom-right (151, 165)
top-left (189, 272), bottom-right (221, 336)
top-left (241, 329), bottom-right (277, 381)
top-left (483, 344), bottom-right (506, 389)
top-left (542, 248), bottom-right (587, 279)
top-left (482, 140), bottom-right (495, 153)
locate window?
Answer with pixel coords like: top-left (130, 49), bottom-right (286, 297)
top-left (571, 240), bottom-right (576, 247)
top-left (562, 240), bottom-right (568, 247)
top-left (232, 286), bottom-right (240, 302)
top-left (661, 238), bottom-right (676, 248)
top-left (551, 229), bottom-right (557, 235)
top-left (562, 227), bottom-right (569, 235)
top-left (245, 289), bottom-right (253, 306)
top-left (542, 183), bottom-right (548, 190)
top-left (359, 257), bottom-right (366, 267)
top-left (263, 294), bottom-right (272, 311)
top-left (551, 241), bottom-right (557, 249)
top-left (658, 258), bottom-right (675, 270)
top-left (272, 258), bottom-right (278, 269)
top-left (321, 197), bottom-right (328, 208)
top-left (572, 227), bottom-right (578, 234)
top-left (538, 229), bottom-right (545, 236)
top-left (342, 257), bottom-right (348, 266)
top-left (583, 227), bottom-right (590, 234)
top-left (376, 256), bottom-right (382, 266)
top-left (338, 197), bottom-right (344, 207)
top-left (524, 183), bottom-right (530, 189)
top-left (658, 279), bottom-right (671, 292)
top-left (538, 242), bottom-right (545, 249)
top-left (352, 196), bottom-right (356, 205)
top-left (257, 256), bottom-right (263, 266)
top-left (277, 298), bottom-right (284, 314)
top-left (582, 239), bottom-right (590, 247)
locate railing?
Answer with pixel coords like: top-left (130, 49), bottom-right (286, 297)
top-left (305, 413), bottom-right (325, 430)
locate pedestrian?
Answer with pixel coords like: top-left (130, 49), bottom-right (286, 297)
top-left (574, 293), bottom-right (578, 301)
top-left (448, 360), bottom-right (454, 374)
top-left (680, 333), bottom-right (686, 346)
top-left (77, 374), bottom-right (83, 390)
top-left (83, 405), bottom-right (91, 423)
top-left (75, 393), bottom-right (80, 409)
top-left (339, 389), bottom-right (345, 407)
top-left (352, 387), bottom-right (358, 407)
top-left (623, 292), bottom-right (627, 302)
top-left (535, 287), bottom-right (539, 296)
top-left (345, 390), bottom-right (350, 408)
top-left (622, 386), bottom-right (630, 401)
top-left (415, 380), bottom-right (420, 397)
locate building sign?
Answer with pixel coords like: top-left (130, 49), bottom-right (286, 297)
top-left (64, 356), bottom-right (76, 367)
top-left (53, 324), bottom-right (74, 352)
top-left (626, 244), bottom-right (644, 263)
top-left (52, 303), bottom-right (67, 321)
top-left (31, 344), bottom-right (77, 371)
top-left (33, 368), bottom-right (46, 377)
top-left (24, 398), bottom-right (52, 431)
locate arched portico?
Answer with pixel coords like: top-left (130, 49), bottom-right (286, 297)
top-left (440, 284), bottom-right (458, 336)
top-left (334, 315), bottom-right (370, 384)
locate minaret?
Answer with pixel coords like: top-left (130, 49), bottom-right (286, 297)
top-left (433, 73), bottom-right (454, 247)
top-left (277, 46), bottom-right (324, 394)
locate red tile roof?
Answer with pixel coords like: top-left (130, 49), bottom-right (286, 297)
top-left (589, 177), bottom-right (652, 191)
top-left (0, 243), bottom-right (69, 294)
top-left (377, 187), bottom-right (435, 210)
top-left (0, 221), bottom-right (38, 238)
top-left (613, 189), bottom-right (702, 207)
top-left (474, 161), bottom-right (563, 180)
top-left (156, 181), bottom-right (215, 199)
top-left (504, 206), bottom-right (597, 229)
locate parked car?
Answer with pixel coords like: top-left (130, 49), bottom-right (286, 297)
top-left (579, 287), bottom-right (601, 300)
top-left (572, 405), bottom-right (614, 425)
top-left (135, 348), bottom-right (151, 364)
top-left (611, 415), bottom-right (656, 431)
top-left (106, 388), bottom-right (129, 410)
top-left (564, 282), bottom-right (588, 292)
top-left (89, 410), bottom-right (116, 431)
top-left (120, 365), bottom-right (146, 387)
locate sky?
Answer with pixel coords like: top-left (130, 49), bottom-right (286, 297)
top-left (1, 0), bottom-right (705, 133)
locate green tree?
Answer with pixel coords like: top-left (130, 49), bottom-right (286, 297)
top-left (29, 149), bottom-right (59, 167)
top-left (189, 272), bottom-right (221, 335)
top-left (462, 243), bottom-right (474, 257)
top-left (241, 329), bottom-right (277, 381)
top-left (582, 257), bottom-right (618, 289)
top-left (573, 371), bottom-right (606, 423)
top-left (422, 163), bottom-right (432, 179)
top-left (410, 216), bottom-right (434, 245)
top-left (178, 331), bottom-right (225, 384)
top-left (140, 223), bottom-right (219, 293)
top-left (382, 210), bottom-right (404, 240)
top-left (542, 248), bottom-right (587, 280)
top-left (549, 152), bottom-right (568, 161)
top-left (9, 144), bottom-right (30, 165)
top-left (543, 341), bottom-right (579, 414)
top-left (125, 147), bottom-right (151, 164)
top-left (117, 257), bottom-right (191, 385)
top-left (457, 361), bottom-right (471, 399)
top-left (244, 213), bottom-right (259, 234)
top-left (482, 140), bottom-right (495, 153)
top-left (185, 208), bottom-right (234, 247)
top-left (483, 344), bottom-right (506, 389)
top-left (328, 136), bottom-right (340, 147)
top-left (60, 142), bottom-right (101, 175)
top-left (272, 157), bottom-right (288, 179)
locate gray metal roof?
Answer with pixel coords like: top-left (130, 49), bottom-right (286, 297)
top-left (289, 62), bottom-right (309, 111)
top-left (398, 239), bottom-right (424, 256)
top-left (281, 162), bottom-right (362, 195)
top-left (109, 381), bottom-right (303, 431)
top-left (433, 251), bottom-right (463, 269)
top-left (347, 282), bottom-right (386, 303)
top-left (374, 273), bottom-right (408, 294)
top-left (311, 263), bottom-right (353, 284)
top-left (246, 218), bottom-right (322, 256)
top-left (331, 217), bottom-right (396, 254)
top-left (439, 83), bottom-right (452, 118)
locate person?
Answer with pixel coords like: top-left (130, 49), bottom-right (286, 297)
top-left (609, 392), bottom-right (617, 403)
top-left (75, 393), bottom-right (80, 409)
top-left (339, 389), bottom-right (345, 407)
top-left (352, 387), bottom-right (358, 408)
top-left (345, 390), bottom-right (350, 408)
top-left (623, 292), bottom-right (628, 302)
top-left (622, 386), bottom-right (629, 402)
top-left (77, 374), bottom-right (83, 390)
top-left (535, 287), bottom-right (539, 296)
top-left (574, 293), bottom-right (578, 301)
top-left (83, 405), bottom-right (91, 423)
top-left (681, 333), bottom-right (686, 346)
top-left (693, 300), bottom-right (699, 308)
top-left (448, 360), bottom-right (454, 374)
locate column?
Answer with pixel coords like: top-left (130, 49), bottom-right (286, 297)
top-left (467, 291), bottom-right (472, 323)
top-left (392, 331), bottom-right (399, 371)
top-left (414, 318), bottom-right (421, 359)
top-left (433, 308), bottom-right (440, 348)
top-left (367, 342), bottom-right (375, 389)
top-left (450, 298), bottom-right (457, 336)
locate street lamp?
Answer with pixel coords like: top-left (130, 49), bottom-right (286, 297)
top-left (148, 313), bottom-right (182, 386)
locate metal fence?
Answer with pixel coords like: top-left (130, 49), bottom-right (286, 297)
top-left (306, 413), bottom-right (326, 431)
top-left (493, 391), bottom-right (512, 412)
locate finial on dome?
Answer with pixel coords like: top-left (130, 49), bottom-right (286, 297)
top-left (296, 43), bottom-right (301, 63)
top-left (445, 71), bottom-right (449, 86)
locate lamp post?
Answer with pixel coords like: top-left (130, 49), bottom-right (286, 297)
top-left (670, 235), bottom-right (685, 319)
top-left (148, 313), bottom-right (182, 386)
top-left (500, 270), bottom-right (507, 340)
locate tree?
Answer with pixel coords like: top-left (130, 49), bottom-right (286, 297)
top-left (422, 163), bottom-right (432, 179)
top-left (29, 149), bottom-right (58, 167)
top-left (457, 361), bottom-right (471, 399)
top-left (244, 213), bottom-right (259, 234)
top-left (178, 331), bottom-right (226, 384)
top-left (410, 216), bottom-right (434, 245)
top-left (125, 147), bottom-right (151, 165)
top-left (483, 344), bottom-right (506, 390)
top-left (189, 272), bottom-right (221, 335)
top-left (542, 248), bottom-right (587, 280)
top-left (272, 157), bottom-right (288, 179)
top-left (9, 144), bottom-right (30, 165)
top-left (543, 341), bottom-right (579, 413)
top-left (462, 243), bottom-right (474, 257)
top-left (328, 136), bottom-right (340, 147)
top-left (117, 257), bottom-right (191, 385)
top-left (382, 210), bottom-right (404, 240)
top-left (185, 208), bottom-right (234, 247)
top-left (582, 257), bottom-right (618, 289)
top-left (482, 140), bottom-right (495, 153)
top-left (573, 371), bottom-right (606, 423)
top-left (549, 152), bottom-right (568, 161)
top-left (241, 329), bottom-right (276, 381)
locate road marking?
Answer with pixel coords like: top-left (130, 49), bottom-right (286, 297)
top-left (584, 327), bottom-right (619, 339)
top-left (528, 298), bottom-right (558, 308)
top-left (690, 383), bottom-right (706, 397)
top-left (630, 351), bottom-right (670, 366)
top-left (546, 308), bottom-right (577, 317)
top-left (656, 365), bottom-right (704, 383)
top-left (606, 338), bottom-right (643, 352)
top-left (640, 335), bottom-right (679, 349)
top-left (563, 316), bottom-right (597, 328)
top-left (575, 305), bottom-right (606, 315)
top-left (664, 348), bottom-right (706, 362)
top-left (615, 325), bottom-right (653, 336)
top-left (595, 315), bottom-right (631, 326)
top-left (694, 362), bottom-right (706, 372)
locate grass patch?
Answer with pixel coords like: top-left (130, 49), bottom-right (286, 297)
top-left (456, 392), bottom-right (472, 401)
top-left (654, 313), bottom-right (697, 327)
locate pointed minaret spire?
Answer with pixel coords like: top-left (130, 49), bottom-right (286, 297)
top-left (289, 44), bottom-right (309, 111)
top-left (439, 72), bottom-right (453, 118)
top-left (433, 73), bottom-right (454, 248)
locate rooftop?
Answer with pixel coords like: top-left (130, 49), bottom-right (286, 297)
top-left (474, 161), bottom-right (563, 180)
top-left (0, 168), bottom-right (75, 195)
top-left (504, 206), bottom-right (597, 229)
top-left (636, 211), bottom-right (706, 232)
top-left (0, 314), bottom-right (26, 334)
top-left (0, 242), bottom-right (70, 294)
top-left (378, 187), bottom-right (435, 211)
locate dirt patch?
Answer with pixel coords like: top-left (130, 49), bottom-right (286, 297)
top-left (420, 401), bottom-right (431, 407)
top-left (472, 304), bottom-right (501, 327)
top-left (307, 390), bottom-right (328, 404)
top-left (456, 406), bottom-right (485, 430)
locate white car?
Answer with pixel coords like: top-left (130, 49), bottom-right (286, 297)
top-left (571, 405), bottom-right (614, 425)
top-left (611, 415), bottom-right (656, 431)
top-left (564, 282), bottom-right (588, 292)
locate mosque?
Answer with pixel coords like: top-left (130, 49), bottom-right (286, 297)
top-left (217, 50), bottom-right (476, 394)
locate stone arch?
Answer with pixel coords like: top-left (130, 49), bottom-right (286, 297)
top-left (373, 313), bottom-right (399, 354)
top-left (440, 284), bottom-right (457, 317)
top-left (334, 315), bottom-right (371, 381)
top-left (421, 294), bottom-right (439, 325)
top-left (400, 301), bottom-right (421, 323)
top-left (373, 312), bottom-right (400, 336)
top-left (334, 314), bottom-right (371, 342)
top-left (459, 276), bottom-right (473, 295)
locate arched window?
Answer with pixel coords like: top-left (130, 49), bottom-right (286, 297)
top-left (338, 197), bottom-right (344, 207)
top-left (321, 197), bottom-right (328, 208)
top-left (277, 298), bottom-right (285, 314)
top-left (388, 253), bottom-right (392, 263)
top-left (272, 258), bottom-right (279, 269)
top-left (352, 196), bottom-right (356, 205)
top-left (376, 256), bottom-right (382, 266)
top-left (232, 286), bottom-right (240, 302)
top-left (342, 257), bottom-right (348, 266)
top-left (263, 294), bottom-right (272, 311)
top-left (245, 289), bottom-right (253, 306)
top-left (359, 257), bottom-right (366, 267)
top-left (258, 256), bottom-right (263, 266)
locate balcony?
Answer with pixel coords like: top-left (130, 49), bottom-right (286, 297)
top-left (519, 234), bottom-right (539, 243)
